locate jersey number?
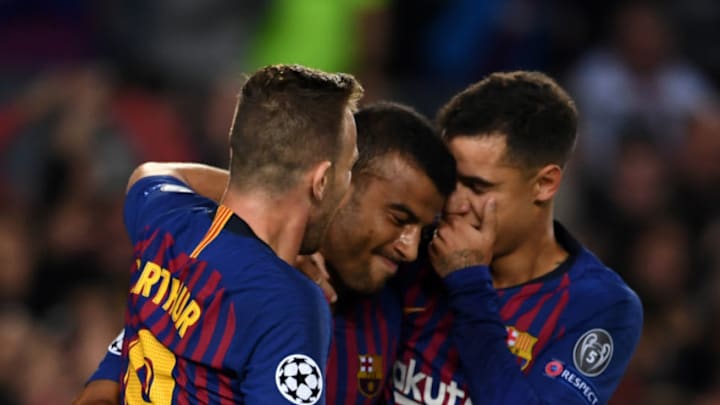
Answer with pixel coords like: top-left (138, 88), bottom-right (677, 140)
top-left (124, 329), bottom-right (177, 404)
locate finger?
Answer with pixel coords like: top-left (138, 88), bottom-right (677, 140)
top-left (481, 198), bottom-right (498, 233)
top-left (309, 253), bottom-right (330, 280)
top-left (317, 278), bottom-right (338, 303)
top-left (295, 254), bottom-right (322, 281)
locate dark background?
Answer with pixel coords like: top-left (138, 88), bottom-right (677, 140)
top-left (1, 0), bottom-right (719, 403)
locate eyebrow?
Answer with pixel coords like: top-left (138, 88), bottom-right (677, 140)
top-left (388, 203), bottom-right (420, 223)
top-left (458, 174), bottom-right (496, 188)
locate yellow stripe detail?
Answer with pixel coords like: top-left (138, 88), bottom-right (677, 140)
top-left (189, 205), bottom-right (233, 258)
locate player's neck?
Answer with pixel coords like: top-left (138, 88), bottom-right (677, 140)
top-left (222, 190), bottom-right (309, 265)
top-left (490, 216), bottom-right (567, 289)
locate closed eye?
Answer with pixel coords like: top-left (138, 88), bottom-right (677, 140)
top-left (388, 204), bottom-right (418, 227)
top-left (459, 175), bottom-right (494, 194)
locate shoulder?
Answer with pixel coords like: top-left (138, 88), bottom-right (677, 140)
top-left (223, 252), bottom-right (328, 314)
top-left (127, 175), bottom-right (194, 200)
top-left (568, 249), bottom-right (643, 320)
top-left (124, 175), bottom-right (215, 242)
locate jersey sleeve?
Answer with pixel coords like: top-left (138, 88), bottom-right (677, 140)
top-left (87, 330), bottom-right (125, 384)
top-left (444, 266), bottom-right (643, 405)
top-left (232, 272), bottom-right (332, 405)
top-left (123, 175), bottom-right (210, 245)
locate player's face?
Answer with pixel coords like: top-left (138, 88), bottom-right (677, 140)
top-left (322, 154), bottom-right (444, 293)
top-left (302, 108), bottom-right (359, 254)
top-left (444, 134), bottom-right (540, 259)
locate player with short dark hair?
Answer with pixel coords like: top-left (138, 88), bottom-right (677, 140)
top-left (321, 102), bottom-right (455, 403)
top-left (390, 71), bottom-right (643, 404)
top-left (109, 64), bottom-right (362, 405)
top-left (74, 101), bottom-right (457, 405)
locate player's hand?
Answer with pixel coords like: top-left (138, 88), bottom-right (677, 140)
top-left (295, 253), bottom-right (338, 303)
top-left (429, 198), bottom-right (497, 278)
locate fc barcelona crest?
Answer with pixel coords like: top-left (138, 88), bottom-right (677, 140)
top-left (506, 326), bottom-right (538, 370)
top-left (357, 354), bottom-right (383, 398)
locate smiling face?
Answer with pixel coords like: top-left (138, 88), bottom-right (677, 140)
top-left (321, 153), bottom-right (445, 293)
top-left (444, 134), bottom-right (545, 259)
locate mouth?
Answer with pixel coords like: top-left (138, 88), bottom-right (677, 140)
top-left (376, 255), bottom-right (400, 275)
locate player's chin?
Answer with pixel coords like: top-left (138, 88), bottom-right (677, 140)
top-left (351, 275), bottom-right (389, 294)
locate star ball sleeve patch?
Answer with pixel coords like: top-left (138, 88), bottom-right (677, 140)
top-left (108, 330), bottom-right (125, 356)
top-left (275, 354), bottom-right (323, 404)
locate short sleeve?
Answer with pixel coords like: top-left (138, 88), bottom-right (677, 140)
top-left (123, 176), bottom-right (209, 244)
top-left (87, 330), bottom-right (126, 384)
top-left (233, 271), bottom-right (332, 404)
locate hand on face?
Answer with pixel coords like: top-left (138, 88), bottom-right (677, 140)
top-left (295, 253), bottom-right (338, 303)
top-left (429, 198), bottom-right (497, 278)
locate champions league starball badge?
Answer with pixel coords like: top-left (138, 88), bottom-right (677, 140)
top-left (275, 354), bottom-right (323, 404)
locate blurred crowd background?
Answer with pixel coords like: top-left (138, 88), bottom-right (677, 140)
top-left (1, 0), bottom-right (719, 404)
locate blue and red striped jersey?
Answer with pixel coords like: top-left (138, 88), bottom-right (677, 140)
top-left (91, 270), bottom-right (403, 405)
top-left (389, 222), bottom-right (643, 404)
top-left (116, 175), bottom-right (332, 404)
top-left (326, 284), bottom-right (403, 405)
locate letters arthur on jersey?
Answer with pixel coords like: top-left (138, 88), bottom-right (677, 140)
top-left (130, 259), bottom-right (202, 338)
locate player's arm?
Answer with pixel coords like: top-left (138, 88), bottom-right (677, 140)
top-left (430, 200), bottom-right (643, 403)
top-left (127, 162), bottom-right (229, 202)
top-left (444, 268), bottom-right (642, 404)
top-left (71, 380), bottom-right (119, 405)
top-left (73, 330), bottom-right (124, 405)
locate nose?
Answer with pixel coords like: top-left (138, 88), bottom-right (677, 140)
top-left (394, 226), bottom-right (421, 262)
top-left (444, 185), bottom-right (471, 216)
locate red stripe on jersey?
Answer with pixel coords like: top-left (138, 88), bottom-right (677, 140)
top-left (197, 270), bottom-right (222, 301)
top-left (185, 260), bottom-right (206, 290)
top-left (211, 302), bottom-right (236, 368)
top-left (218, 372), bottom-right (234, 405)
top-left (514, 289), bottom-right (553, 332)
top-left (136, 229), bottom-right (160, 256)
top-left (529, 274), bottom-right (571, 372)
top-left (440, 341), bottom-right (461, 385)
top-left (343, 313), bottom-right (359, 405)
top-left (363, 300), bottom-right (378, 356)
top-left (152, 233), bottom-right (174, 264)
top-left (152, 313), bottom-right (173, 347)
top-left (362, 300), bottom-right (378, 405)
top-left (405, 292), bottom-right (436, 350)
top-left (499, 283), bottom-right (543, 322)
top-left (167, 252), bottom-right (187, 272)
top-left (420, 310), bottom-right (454, 377)
top-left (175, 358), bottom-right (189, 405)
top-left (191, 288), bottom-right (225, 360)
top-left (195, 365), bottom-right (209, 404)
top-left (140, 296), bottom-right (160, 322)
top-left (174, 261), bottom-right (210, 355)
top-left (377, 299), bottom-right (390, 367)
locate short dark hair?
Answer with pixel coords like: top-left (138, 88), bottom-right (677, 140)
top-left (354, 102), bottom-right (456, 197)
top-left (228, 64), bottom-right (363, 192)
top-left (438, 71), bottom-right (578, 169)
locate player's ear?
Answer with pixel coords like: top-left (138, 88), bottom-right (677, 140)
top-left (533, 164), bottom-right (563, 203)
top-left (310, 160), bottom-right (333, 202)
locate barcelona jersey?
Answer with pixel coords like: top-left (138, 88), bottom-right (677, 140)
top-left (116, 175), bottom-right (332, 404)
top-left (326, 283), bottom-right (403, 404)
top-left (389, 222), bottom-right (643, 404)
top-left (91, 267), bottom-right (403, 405)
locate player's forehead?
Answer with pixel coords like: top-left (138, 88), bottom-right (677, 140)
top-left (358, 154), bottom-right (443, 223)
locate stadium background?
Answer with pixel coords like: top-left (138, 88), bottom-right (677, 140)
top-left (1, 0), bottom-right (719, 403)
